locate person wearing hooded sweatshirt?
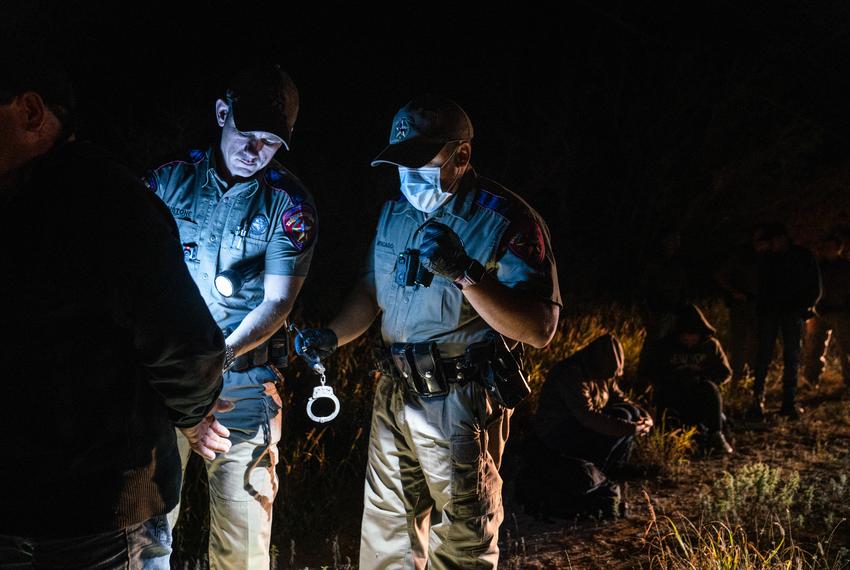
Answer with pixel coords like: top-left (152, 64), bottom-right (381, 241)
top-left (639, 304), bottom-right (734, 454)
top-left (533, 334), bottom-right (653, 472)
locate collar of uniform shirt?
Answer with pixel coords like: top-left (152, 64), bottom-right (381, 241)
top-left (204, 147), bottom-right (260, 197)
top-left (444, 167), bottom-right (479, 221)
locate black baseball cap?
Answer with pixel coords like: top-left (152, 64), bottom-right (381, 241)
top-left (226, 64), bottom-right (299, 150)
top-left (0, 37), bottom-right (75, 131)
top-left (371, 94), bottom-right (473, 168)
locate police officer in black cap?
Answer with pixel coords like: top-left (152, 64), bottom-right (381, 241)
top-left (297, 94), bottom-right (561, 569)
top-left (146, 64), bottom-right (317, 568)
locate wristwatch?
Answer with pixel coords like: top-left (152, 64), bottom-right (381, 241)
top-left (223, 344), bottom-right (236, 373)
top-left (453, 259), bottom-right (486, 290)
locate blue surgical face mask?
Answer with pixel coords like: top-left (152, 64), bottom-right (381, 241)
top-left (398, 147), bottom-right (460, 213)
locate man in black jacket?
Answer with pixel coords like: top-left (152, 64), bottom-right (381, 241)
top-left (0, 53), bottom-right (228, 567)
top-left (749, 223), bottom-right (822, 420)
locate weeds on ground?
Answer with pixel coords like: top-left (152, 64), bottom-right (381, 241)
top-left (633, 414), bottom-right (698, 476)
top-left (644, 515), bottom-right (849, 569)
top-left (703, 462), bottom-right (800, 527)
top-left (702, 461), bottom-right (850, 537)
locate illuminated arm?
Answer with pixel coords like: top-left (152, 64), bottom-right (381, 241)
top-left (224, 274), bottom-right (305, 356)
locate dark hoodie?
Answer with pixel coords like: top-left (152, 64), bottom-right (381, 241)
top-left (534, 334), bottom-right (637, 448)
top-left (639, 304), bottom-right (732, 387)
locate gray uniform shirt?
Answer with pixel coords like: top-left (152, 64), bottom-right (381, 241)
top-left (363, 169), bottom-right (560, 357)
top-left (147, 148), bottom-right (317, 331)
top-left (146, 148), bottom-right (317, 429)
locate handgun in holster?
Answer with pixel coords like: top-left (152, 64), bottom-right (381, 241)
top-left (468, 333), bottom-right (530, 409)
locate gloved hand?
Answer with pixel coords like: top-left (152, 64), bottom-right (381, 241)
top-left (419, 221), bottom-right (471, 281)
top-left (294, 328), bottom-right (338, 367)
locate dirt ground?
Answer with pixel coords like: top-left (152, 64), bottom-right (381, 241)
top-left (498, 370), bottom-right (850, 569)
top-left (172, 363), bottom-right (850, 569)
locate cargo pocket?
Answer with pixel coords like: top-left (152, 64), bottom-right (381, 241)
top-left (449, 430), bottom-right (501, 549)
top-left (450, 432), bottom-right (484, 511)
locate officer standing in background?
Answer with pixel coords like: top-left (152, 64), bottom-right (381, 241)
top-left (145, 65), bottom-right (317, 568)
top-left (748, 223), bottom-right (821, 420)
top-left (296, 95), bottom-right (560, 569)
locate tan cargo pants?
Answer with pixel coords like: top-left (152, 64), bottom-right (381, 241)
top-left (359, 374), bottom-right (511, 570)
top-left (168, 379), bottom-right (282, 570)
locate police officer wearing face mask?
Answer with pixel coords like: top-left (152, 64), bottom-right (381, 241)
top-left (296, 95), bottom-right (561, 569)
top-left (144, 65), bottom-right (317, 568)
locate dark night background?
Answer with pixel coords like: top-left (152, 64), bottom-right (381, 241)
top-left (6, 1), bottom-right (850, 564)
top-left (8, 1), bottom-right (850, 320)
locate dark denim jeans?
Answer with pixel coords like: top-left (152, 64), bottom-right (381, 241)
top-left (0, 515), bottom-right (171, 570)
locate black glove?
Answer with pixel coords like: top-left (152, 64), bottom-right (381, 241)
top-left (294, 328), bottom-right (338, 367)
top-left (419, 221), bottom-right (471, 281)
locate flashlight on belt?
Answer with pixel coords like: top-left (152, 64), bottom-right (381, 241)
top-left (215, 259), bottom-right (262, 297)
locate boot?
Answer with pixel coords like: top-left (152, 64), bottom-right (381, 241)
top-left (708, 431), bottom-right (734, 455)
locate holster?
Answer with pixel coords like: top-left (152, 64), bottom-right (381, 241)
top-left (231, 341), bottom-right (269, 372)
top-left (390, 342), bottom-right (449, 397)
top-left (469, 333), bottom-right (530, 409)
top-left (222, 325), bottom-right (287, 372)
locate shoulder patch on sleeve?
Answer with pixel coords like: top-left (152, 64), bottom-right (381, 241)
top-left (506, 211), bottom-right (546, 266)
top-left (187, 149), bottom-right (206, 163)
top-left (264, 166), bottom-right (310, 205)
top-left (474, 188), bottom-right (511, 216)
top-left (281, 203), bottom-right (317, 251)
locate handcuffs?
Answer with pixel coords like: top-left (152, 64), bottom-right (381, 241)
top-left (289, 324), bottom-right (340, 423)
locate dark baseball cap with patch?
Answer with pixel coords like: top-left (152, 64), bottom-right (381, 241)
top-left (371, 94), bottom-right (473, 168)
top-left (226, 64), bottom-right (299, 150)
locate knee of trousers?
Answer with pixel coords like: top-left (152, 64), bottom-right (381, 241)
top-left (440, 434), bottom-right (504, 552)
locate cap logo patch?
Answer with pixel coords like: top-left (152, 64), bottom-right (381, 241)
top-left (394, 117), bottom-right (412, 142)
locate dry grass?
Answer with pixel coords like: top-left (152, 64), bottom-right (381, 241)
top-left (171, 302), bottom-right (850, 568)
top-left (634, 415), bottom-right (699, 476)
top-left (644, 516), bottom-right (849, 570)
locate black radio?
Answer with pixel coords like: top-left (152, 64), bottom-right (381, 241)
top-left (395, 249), bottom-right (433, 287)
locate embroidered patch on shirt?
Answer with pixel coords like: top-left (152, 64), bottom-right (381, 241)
top-left (249, 214), bottom-right (269, 237)
top-left (281, 204), bottom-right (316, 251)
top-left (508, 221), bottom-right (546, 266)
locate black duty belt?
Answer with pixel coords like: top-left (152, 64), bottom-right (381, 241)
top-left (379, 336), bottom-right (531, 409)
top-left (380, 341), bottom-right (487, 398)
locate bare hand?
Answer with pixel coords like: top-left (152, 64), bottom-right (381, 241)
top-left (635, 417), bottom-right (653, 437)
top-left (179, 399), bottom-right (234, 460)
